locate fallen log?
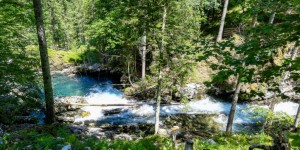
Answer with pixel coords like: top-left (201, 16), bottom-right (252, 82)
top-left (66, 102), bottom-right (182, 107)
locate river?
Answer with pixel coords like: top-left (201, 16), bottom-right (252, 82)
top-left (52, 74), bottom-right (299, 133)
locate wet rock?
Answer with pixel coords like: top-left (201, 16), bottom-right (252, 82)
top-left (104, 131), bottom-right (115, 139)
top-left (163, 114), bottom-right (220, 138)
top-left (55, 96), bottom-right (87, 113)
top-left (113, 134), bottom-right (133, 140)
top-left (69, 125), bottom-right (88, 134)
top-left (157, 128), bottom-right (168, 136)
top-left (61, 144), bottom-right (71, 150)
top-left (56, 116), bottom-right (75, 123)
top-left (206, 139), bottom-right (217, 145)
top-left (103, 108), bottom-right (123, 116)
top-left (56, 111), bottom-right (80, 123)
top-left (23, 145), bottom-right (33, 150)
top-left (181, 83), bottom-right (207, 99)
top-left (84, 128), bottom-right (106, 139)
top-left (85, 122), bottom-right (96, 127)
top-left (85, 147), bottom-right (92, 150)
top-left (97, 124), bottom-right (154, 136)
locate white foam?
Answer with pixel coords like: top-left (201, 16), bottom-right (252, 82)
top-left (86, 92), bottom-right (129, 104)
top-left (73, 82), bottom-right (300, 132)
top-left (186, 97), bottom-right (231, 114)
top-left (274, 101), bottom-right (299, 116)
top-left (161, 105), bottom-right (184, 114)
top-left (130, 105), bottom-right (155, 116)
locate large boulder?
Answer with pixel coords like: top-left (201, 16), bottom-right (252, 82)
top-left (54, 96), bottom-right (87, 113)
top-left (180, 83), bottom-right (207, 99)
top-left (54, 96), bottom-right (87, 123)
top-left (163, 114), bottom-right (220, 138)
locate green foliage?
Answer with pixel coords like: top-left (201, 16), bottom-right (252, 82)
top-left (288, 132), bottom-right (300, 149)
top-left (196, 0), bottom-right (300, 99)
top-left (2, 125), bottom-right (300, 149)
top-left (0, 0), bottom-right (42, 124)
top-left (1, 125), bottom-right (174, 150)
top-left (26, 45), bottom-right (84, 65)
top-left (198, 133), bottom-right (272, 150)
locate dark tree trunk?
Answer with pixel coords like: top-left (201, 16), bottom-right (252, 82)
top-left (32, 0), bottom-right (55, 124)
top-left (226, 75), bottom-right (242, 133)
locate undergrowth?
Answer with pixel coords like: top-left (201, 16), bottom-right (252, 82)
top-left (1, 125), bottom-right (299, 150)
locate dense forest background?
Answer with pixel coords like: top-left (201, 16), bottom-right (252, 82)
top-left (0, 0), bottom-right (300, 149)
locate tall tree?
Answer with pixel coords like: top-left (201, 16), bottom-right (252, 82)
top-left (216, 0), bottom-right (229, 42)
top-left (155, 0), bottom-right (167, 134)
top-left (140, 29), bottom-right (147, 81)
top-left (268, 11), bottom-right (276, 24)
top-left (226, 73), bottom-right (243, 133)
top-left (32, 0), bottom-right (55, 124)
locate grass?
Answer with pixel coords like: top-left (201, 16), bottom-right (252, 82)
top-left (0, 125), bottom-right (174, 150)
top-left (26, 45), bottom-right (83, 65)
top-left (2, 125), bottom-right (299, 150)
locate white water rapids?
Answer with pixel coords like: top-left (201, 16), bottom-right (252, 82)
top-left (52, 74), bottom-right (299, 132)
top-left (73, 84), bottom-right (299, 132)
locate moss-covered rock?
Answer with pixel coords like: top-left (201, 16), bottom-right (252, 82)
top-left (163, 114), bottom-right (220, 138)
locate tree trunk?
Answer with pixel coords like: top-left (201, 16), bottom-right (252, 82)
top-left (49, 1), bottom-right (58, 47)
top-left (294, 102), bottom-right (300, 127)
top-left (216, 0), bottom-right (229, 42)
top-left (32, 0), bottom-right (55, 124)
top-left (141, 29), bottom-right (147, 81)
top-left (155, 1), bottom-right (167, 134)
top-left (184, 139), bottom-right (194, 150)
top-left (226, 75), bottom-right (242, 133)
top-left (268, 11), bottom-right (276, 24)
top-left (283, 46), bottom-right (298, 80)
top-left (251, 14), bottom-right (257, 27)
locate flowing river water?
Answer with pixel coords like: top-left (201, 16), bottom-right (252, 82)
top-left (52, 74), bottom-right (299, 133)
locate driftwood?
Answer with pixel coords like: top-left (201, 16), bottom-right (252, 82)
top-left (98, 83), bottom-right (131, 86)
top-left (65, 102), bottom-right (182, 107)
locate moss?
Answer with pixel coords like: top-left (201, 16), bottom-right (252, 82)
top-left (81, 111), bottom-right (91, 118)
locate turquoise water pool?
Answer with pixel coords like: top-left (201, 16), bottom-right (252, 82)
top-left (52, 74), bottom-right (121, 97)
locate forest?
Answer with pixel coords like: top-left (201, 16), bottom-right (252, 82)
top-left (0, 0), bottom-right (300, 149)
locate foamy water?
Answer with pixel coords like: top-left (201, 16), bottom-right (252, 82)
top-left (274, 101), bottom-right (299, 116)
top-left (53, 74), bottom-right (299, 132)
top-left (73, 84), bottom-right (299, 132)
